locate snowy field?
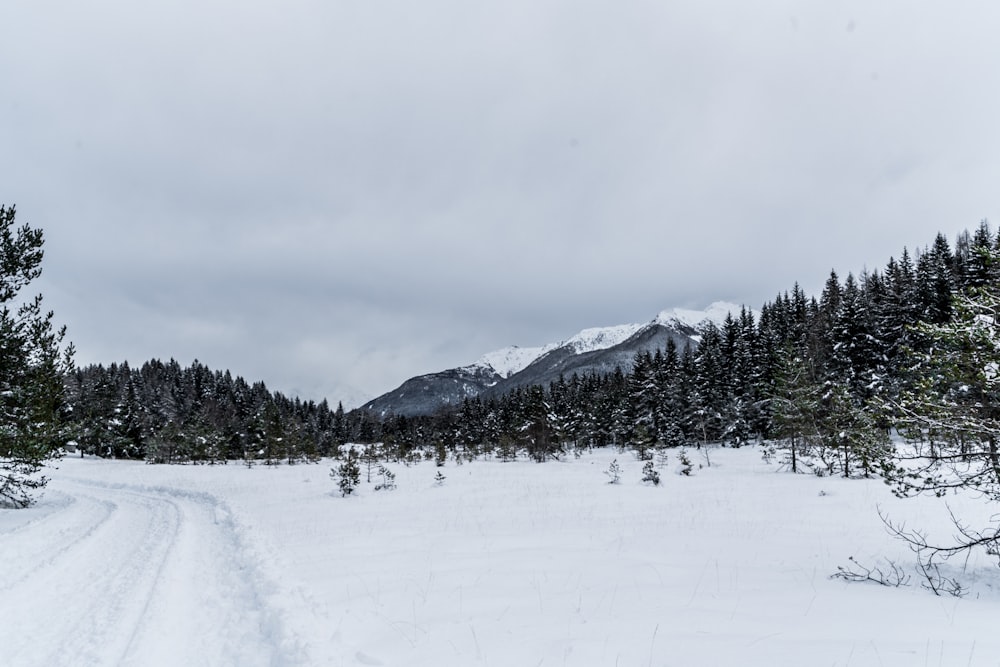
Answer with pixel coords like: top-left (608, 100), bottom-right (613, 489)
top-left (2, 446), bottom-right (999, 667)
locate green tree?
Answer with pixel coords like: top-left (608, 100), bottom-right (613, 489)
top-left (333, 447), bottom-right (361, 497)
top-left (818, 383), bottom-right (890, 479)
top-left (887, 283), bottom-right (1000, 502)
top-left (519, 385), bottom-right (558, 462)
top-left (884, 268), bottom-right (1000, 564)
top-left (767, 349), bottom-right (821, 473)
top-left (0, 205), bottom-right (74, 507)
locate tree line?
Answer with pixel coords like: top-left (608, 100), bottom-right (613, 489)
top-left (59, 220), bottom-right (1000, 473)
top-left (10, 201), bottom-right (998, 579)
top-left (4, 197), bottom-right (1000, 537)
top-left (5, 196), bottom-right (999, 484)
top-left (360, 221), bottom-right (998, 474)
top-left (63, 359), bottom-right (355, 464)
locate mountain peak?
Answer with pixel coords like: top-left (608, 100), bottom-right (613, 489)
top-left (473, 303), bottom-right (742, 377)
top-left (561, 323), bottom-right (646, 354)
top-left (470, 344), bottom-right (557, 378)
top-left (361, 301), bottom-right (749, 416)
top-left (473, 320), bottom-right (648, 377)
top-left (653, 301), bottom-right (740, 330)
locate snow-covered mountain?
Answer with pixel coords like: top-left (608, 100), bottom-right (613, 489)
top-left (360, 302), bottom-right (742, 417)
top-left (466, 322), bottom-right (647, 379)
top-left (470, 345), bottom-right (557, 379)
top-left (654, 301), bottom-right (737, 332)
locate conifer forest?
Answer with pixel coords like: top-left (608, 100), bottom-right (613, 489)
top-left (62, 221), bottom-right (1000, 479)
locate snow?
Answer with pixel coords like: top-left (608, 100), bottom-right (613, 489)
top-left (473, 303), bottom-right (734, 376)
top-left (472, 344), bottom-right (558, 377)
top-left (561, 322), bottom-right (645, 354)
top-left (654, 300), bottom-right (743, 330)
top-left (471, 321), bottom-right (645, 377)
top-left (3, 447), bottom-right (999, 666)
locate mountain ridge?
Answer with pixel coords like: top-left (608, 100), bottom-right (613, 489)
top-left (360, 301), bottom-right (742, 418)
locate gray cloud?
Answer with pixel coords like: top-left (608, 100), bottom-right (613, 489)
top-left (4, 0), bottom-right (1000, 406)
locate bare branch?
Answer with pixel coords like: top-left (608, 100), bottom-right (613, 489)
top-left (831, 556), bottom-right (910, 588)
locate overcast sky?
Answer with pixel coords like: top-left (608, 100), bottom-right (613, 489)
top-left (4, 1), bottom-right (1000, 407)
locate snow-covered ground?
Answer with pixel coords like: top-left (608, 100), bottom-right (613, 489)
top-left (2, 446), bottom-right (998, 666)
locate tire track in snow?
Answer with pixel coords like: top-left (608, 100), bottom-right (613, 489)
top-left (0, 491), bottom-right (117, 593)
top-left (0, 485), bottom-right (182, 666)
top-left (114, 483), bottom-right (308, 666)
top-left (0, 489), bottom-right (76, 536)
top-left (0, 478), bottom-right (306, 667)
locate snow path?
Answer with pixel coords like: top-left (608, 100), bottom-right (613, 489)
top-left (0, 476), bottom-right (305, 667)
top-left (4, 449), bottom-right (1000, 666)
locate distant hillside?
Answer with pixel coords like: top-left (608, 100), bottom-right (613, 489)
top-left (359, 302), bottom-right (740, 417)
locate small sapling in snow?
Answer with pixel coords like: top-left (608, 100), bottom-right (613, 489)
top-left (375, 464), bottom-right (396, 491)
top-left (655, 448), bottom-right (670, 469)
top-left (332, 448), bottom-right (361, 497)
top-left (678, 448), bottom-right (693, 476)
top-left (641, 460), bottom-right (660, 486)
top-left (605, 459), bottom-right (622, 484)
top-left (361, 443), bottom-right (379, 482)
top-left (434, 469), bottom-right (446, 486)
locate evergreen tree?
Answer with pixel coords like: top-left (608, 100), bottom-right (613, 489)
top-left (877, 253), bottom-right (1000, 563)
top-left (722, 308), bottom-right (758, 445)
top-left (641, 459), bottom-right (660, 486)
top-left (361, 443), bottom-right (380, 482)
top-left (817, 383), bottom-right (890, 478)
top-left (799, 271), bottom-right (839, 385)
top-left (333, 447), bottom-right (361, 496)
top-left (960, 219), bottom-right (996, 289)
top-left (332, 401), bottom-right (348, 446)
top-left (0, 206), bottom-right (74, 507)
top-left (767, 349), bottom-right (821, 473)
top-left (605, 458), bottom-right (622, 484)
top-left (690, 323), bottom-right (727, 446)
top-left (653, 340), bottom-right (687, 448)
top-left (829, 273), bottom-right (876, 399)
top-left (520, 385), bottom-right (559, 462)
top-left (600, 367), bottom-right (629, 448)
top-left (916, 234), bottom-right (955, 325)
top-left (628, 351), bottom-right (658, 457)
top-left (374, 463), bottom-right (396, 491)
top-left (887, 273), bottom-right (1000, 502)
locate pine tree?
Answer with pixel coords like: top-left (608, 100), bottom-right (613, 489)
top-left (333, 447), bottom-right (361, 497)
top-left (628, 350), bottom-right (658, 458)
top-left (0, 206), bottom-right (74, 507)
top-left (600, 367), bottom-right (629, 448)
top-left (767, 348), bottom-right (821, 473)
top-left (722, 308), bottom-right (758, 445)
top-left (690, 322), bottom-right (727, 446)
top-left (605, 458), bottom-right (622, 484)
top-left (887, 275), bottom-right (1000, 501)
top-left (653, 339), bottom-right (686, 448)
top-left (818, 383), bottom-right (890, 478)
top-left (641, 460), bottom-right (660, 486)
top-left (881, 260), bottom-right (1000, 563)
top-left (916, 234), bottom-right (955, 325)
top-left (520, 384), bottom-right (559, 462)
top-left (361, 443), bottom-right (380, 482)
top-left (960, 220), bottom-right (996, 289)
top-left (374, 464), bottom-right (396, 491)
top-left (829, 273), bottom-right (877, 399)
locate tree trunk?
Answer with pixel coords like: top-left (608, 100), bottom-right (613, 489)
top-left (988, 438), bottom-right (1000, 488)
